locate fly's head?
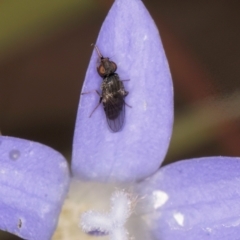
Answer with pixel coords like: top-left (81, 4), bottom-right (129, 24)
top-left (97, 58), bottom-right (117, 77)
top-left (92, 44), bottom-right (117, 77)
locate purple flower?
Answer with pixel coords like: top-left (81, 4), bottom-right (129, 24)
top-left (0, 136), bottom-right (70, 240)
top-left (72, 0), bottom-right (173, 183)
top-left (0, 0), bottom-right (239, 239)
top-left (72, 0), bottom-right (240, 239)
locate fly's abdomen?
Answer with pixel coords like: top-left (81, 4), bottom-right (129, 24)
top-left (103, 94), bottom-right (123, 120)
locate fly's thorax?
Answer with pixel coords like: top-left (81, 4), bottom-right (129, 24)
top-left (102, 76), bottom-right (128, 100)
top-left (101, 74), bottom-right (121, 93)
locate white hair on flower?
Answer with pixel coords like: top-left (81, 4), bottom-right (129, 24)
top-left (80, 190), bottom-right (135, 240)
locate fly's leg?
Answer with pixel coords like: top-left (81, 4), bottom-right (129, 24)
top-left (81, 90), bottom-right (101, 96)
top-left (124, 100), bottom-right (132, 108)
top-left (89, 96), bottom-right (102, 117)
top-left (81, 90), bottom-right (102, 117)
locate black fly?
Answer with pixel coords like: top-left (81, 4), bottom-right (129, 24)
top-left (82, 44), bottom-right (129, 132)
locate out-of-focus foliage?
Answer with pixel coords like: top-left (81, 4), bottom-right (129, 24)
top-left (169, 92), bottom-right (240, 160)
top-left (0, 0), bottom-right (94, 60)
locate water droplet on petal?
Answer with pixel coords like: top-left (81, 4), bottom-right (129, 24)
top-left (9, 149), bottom-right (21, 160)
top-left (18, 218), bottom-right (22, 228)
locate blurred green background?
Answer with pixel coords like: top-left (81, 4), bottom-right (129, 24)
top-left (1, 0), bottom-right (240, 239)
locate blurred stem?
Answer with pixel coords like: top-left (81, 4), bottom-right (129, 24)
top-left (0, 0), bottom-right (95, 61)
top-left (168, 92), bottom-right (240, 159)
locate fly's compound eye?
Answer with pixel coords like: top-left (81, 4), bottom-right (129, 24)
top-left (97, 65), bottom-right (106, 77)
top-left (110, 61), bottom-right (117, 72)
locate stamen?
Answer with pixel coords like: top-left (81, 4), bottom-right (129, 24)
top-left (80, 190), bottom-right (135, 240)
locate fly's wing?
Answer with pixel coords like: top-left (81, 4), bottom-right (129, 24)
top-left (103, 93), bottom-right (125, 132)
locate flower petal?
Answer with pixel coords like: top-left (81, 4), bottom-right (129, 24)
top-left (135, 157), bottom-right (240, 240)
top-left (72, 0), bottom-right (173, 182)
top-left (0, 136), bottom-right (70, 240)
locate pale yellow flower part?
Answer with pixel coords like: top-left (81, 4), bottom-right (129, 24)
top-left (52, 181), bottom-right (118, 240)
